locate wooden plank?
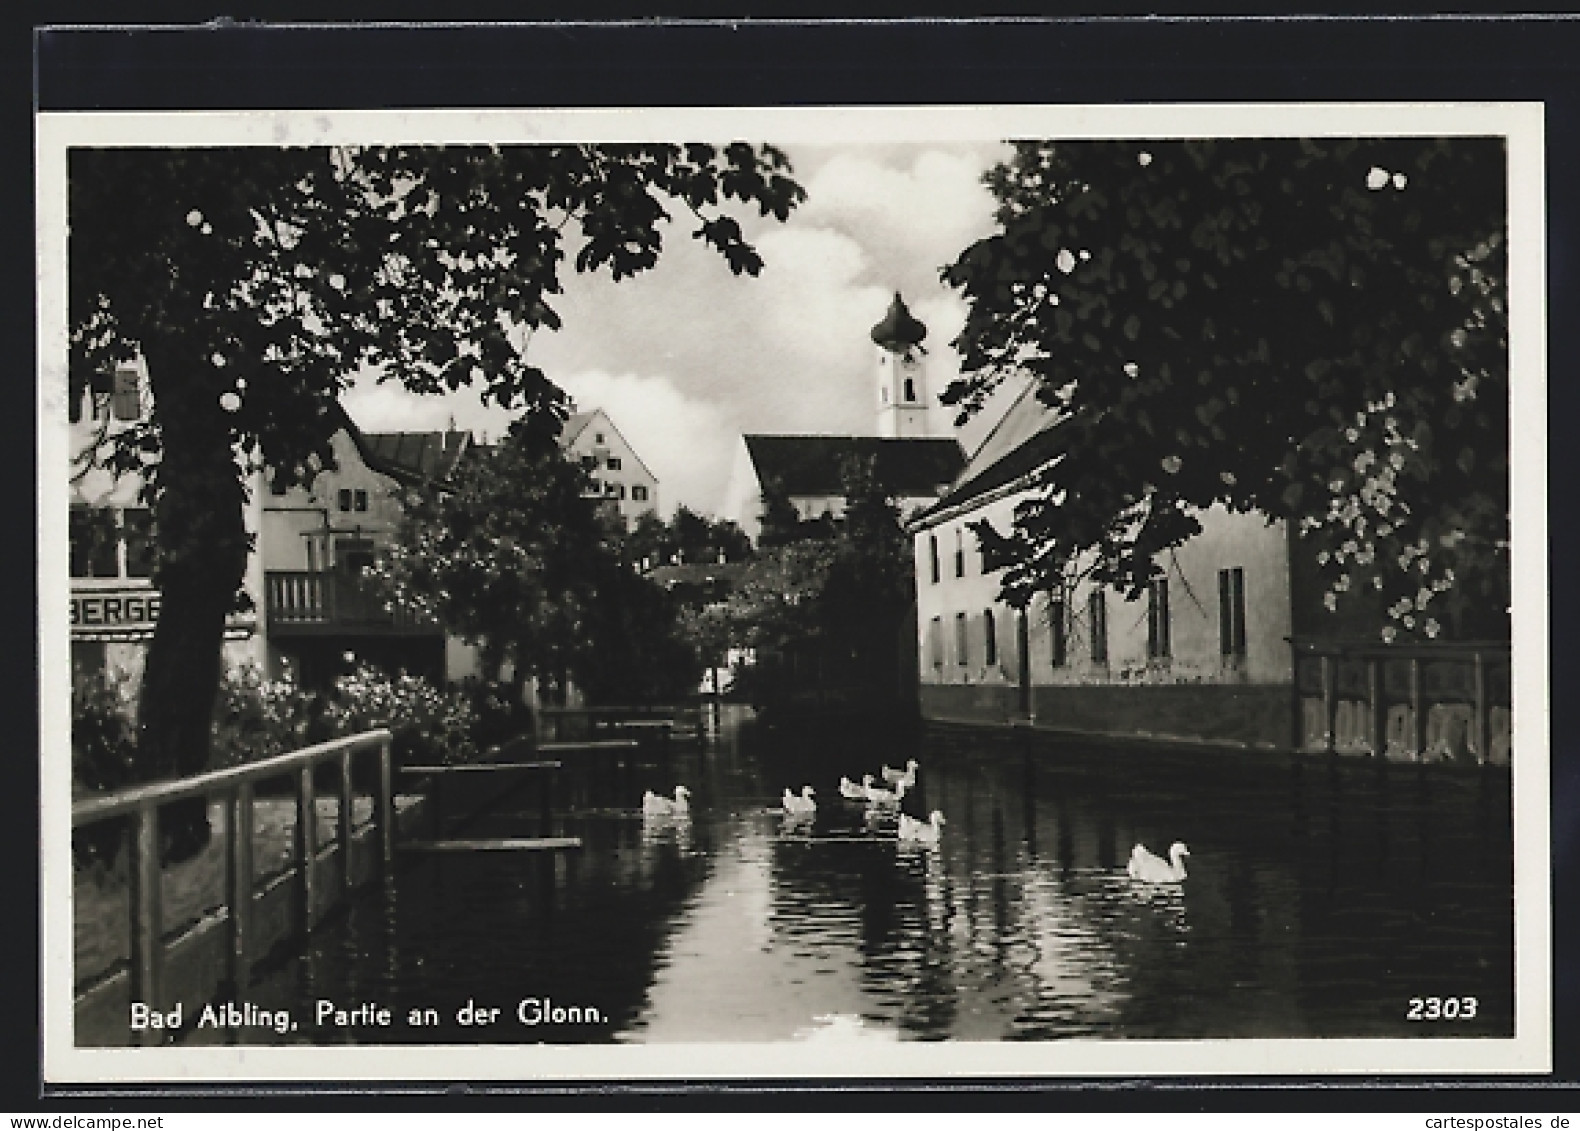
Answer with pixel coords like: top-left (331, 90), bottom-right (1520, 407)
top-left (127, 805), bottom-right (161, 1044)
top-left (398, 836), bottom-right (583, 853)
top-left (294, 765), bottom-right (317, 931)
top-left (400, 760), bottom-right (564, 774)
top-left (226, 782), bottom-right (253, 996)
top-left (537, 740), bottom-right (639, 753)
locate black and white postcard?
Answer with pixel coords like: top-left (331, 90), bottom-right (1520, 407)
top-left (38, 95), bottom-right (1549, 1085)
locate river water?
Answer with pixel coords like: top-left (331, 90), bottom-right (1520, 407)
top-left (221, 705), bottom-right (1514, 1045)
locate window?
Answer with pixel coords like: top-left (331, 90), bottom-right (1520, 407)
top-left (337, 488), bottom-right (353, 512)
top-left (928, 616), bottom-right (944, 668)
top-left (69, 508), bottom-right (120, 578)
top-left (336, 538), bottom-right (375, 575)
top-left (1219, 567), bottom-right (1247, 658)
top-left (983, 609), bottom-right (998, 666)
top-left (1050, 597), bottom-right (1068, 668)
top-left (955, 612), bottom-right (969, 666)
top-left (1089, 590), bottom-right (1108, 665)
top-left (1147, 578), bottom-right (1172, 661)
top-left (903, 377), bottom-right (916, 402)
top-left (594, 432), bottom-right (605, 443)
top-left (580, 455), bottom-right (596, 470)
top-left (123, 509), bottom-right (155, 578)
top-left (927, 534), bottom-right (940, 584)
top-left (112, 365), bottom-right (142, 422)
top-left (632, 485), bottom-right (649, 502)
top-left (616, 483), bottom-right (627, 500)
top-left (607, 456), bottom-right (622, 471)
top-left (353, 489), bottom-right (368, 513)
top-left (954, 528), bottom-right (965, 578)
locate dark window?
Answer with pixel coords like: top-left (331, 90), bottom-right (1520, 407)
top-left (337, 488), bottom-right (353, 512)
top-left (594, 432), bottom-right (604, 443)
top-left (983, 610), bottom-right (998, 666)
top-left (353, 489), bottom-right (368, 512)
top-left (1219, 567), bottom-right (1247, 657)
top-left (112, 366), bottom-right (141, 421)
top-left (69, 508), bottom-right (120, 578)
top-left (336, 538), bottom-right (375, 575)
top-left (616, 483), bottom-right (627, 500)
top-left (632, 485), bottom-right (649, 501)
top-left (122, 509), bottom-right (155, 578)
top-left (1147, 578), bottom-right (1172, 661)
top-left (929, 616), bottom-right (943, 668)
top-left (955, 612), bottom-right (969, 666)
top-left (1050, 597), bottom-right (1067, 668)
top-left (607, 456), bottom-right (622, 471)
top-left (903, 377), bottom-right (916, 402)
top-left (580, 455), bottom-right (596, 470)
top-left (928, 534), bottom-right (940, 584)
top-left (954, 528), bottom-right (965, 578)
top-left (1089, 590), bottom-right (1108, 665)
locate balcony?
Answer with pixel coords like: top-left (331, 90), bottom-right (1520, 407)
top-left (265, 571), bottom-right (440, 637)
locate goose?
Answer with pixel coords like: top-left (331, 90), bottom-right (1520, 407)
top-left (782, 785), bottom-right (817, 817)
top-left (863, 778), bottom-right (907, 807)
top-left (1127, 841), bottom-right (1190, 883)
top-left (897, 810), bottom-right (946, 845)
top-left (838, 775), bottom-right (871, 801)
top-left (642, 785), bottom-right (691, 818)
top-left (881, 759), bottom-right (920, 789)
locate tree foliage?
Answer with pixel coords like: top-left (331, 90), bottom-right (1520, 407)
top-left (67, 142), bottom-right (804, 824)
top-left (944, 138), bottom-right (1508, 641)
top-left (624, 505), bottom-right (753, 569)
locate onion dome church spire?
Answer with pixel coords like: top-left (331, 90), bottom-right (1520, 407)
top-left (871, 292), bottom-right (930, 438)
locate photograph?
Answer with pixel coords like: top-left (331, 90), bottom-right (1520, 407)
top-left (38, 98), bottom-right (1549, 1084)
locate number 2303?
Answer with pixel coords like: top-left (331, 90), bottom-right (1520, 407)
top-left (1407, 996), bottom-right (1478, 1021)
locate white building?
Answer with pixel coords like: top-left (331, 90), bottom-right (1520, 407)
top-left (721, 293), bottom-right (965, 541)
top-left (558, 408), bottom-right (659, 527)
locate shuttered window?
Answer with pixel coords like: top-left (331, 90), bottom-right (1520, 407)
top-left (1050, 597), bottom-right (1068, 668)
top-left (1219, 567), bottom-right (1247, 657)
top-left (1089, 590), bottom-right (1108, 665)
top-left (1147, 579), bottom-right (1172, 660)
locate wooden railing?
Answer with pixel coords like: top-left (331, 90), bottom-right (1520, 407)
top-left (1288, 639), bottom-right (1512, 763)
top-left (265, 570), bottom-right (437, 633)
top-left (71, 729), bottom-right (394, 1043)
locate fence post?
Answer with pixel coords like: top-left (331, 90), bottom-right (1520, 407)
top-left (1472, 651), bottom-right (1489, 766)
top-left (376, 735), bottom-right (395, 873)
top-left (226, 782), bottom-right (254, 998)
top-left (1367, 656), bottom-right (1387, 759)
top-left (1409, 657), bottom-right (1427, 761)
top-left (295, 764), bottom-right (318, 931)
top-left (1320, 654), bottom-right (1338, 755)
top-left (339, 746), bottom-right (356, 895)
top-left (127, 804), bottom-right (162, 1045)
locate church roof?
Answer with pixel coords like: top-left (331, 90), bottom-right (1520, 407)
top-left (362, 430), bottom-right (472, 481)
top-left (742, 434), bottom-right (965, 499)
top-left (870, 292), bottom-right (928, 352)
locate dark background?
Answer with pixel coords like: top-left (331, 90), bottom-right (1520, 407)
top-left (12, 6), bottom-right (1576, 1111)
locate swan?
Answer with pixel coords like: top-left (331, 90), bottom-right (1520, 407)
top-left (838, 775), bottom-right (870, 801)
top-left (863, 778), bottom-right (907, 807)
top-left (881, 759), bottom-right (919, 789)
top-left (1127, 841), bottom-right (1189, 883)
top-left (782, 785), bottom-right (817, 817)
top-left (897, 810), bottom-right (946, 845)
top-left (642, 785), bottom-right (691, 818)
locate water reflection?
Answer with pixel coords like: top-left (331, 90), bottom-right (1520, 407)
top-left (232, 705), bottom-right (1513, 1044)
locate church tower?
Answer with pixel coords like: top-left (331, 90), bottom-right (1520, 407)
top-left (871, 292), bottom-right (929, 438)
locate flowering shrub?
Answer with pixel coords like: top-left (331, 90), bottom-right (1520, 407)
top-left (320, 664), bottom-right (478, 766)
top-left (71, 665), bottom-right (140, 796)
top-left (209, 661), bottom-right (324, 771)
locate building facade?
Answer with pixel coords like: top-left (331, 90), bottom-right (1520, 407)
top-left (558, 408), bottom-right (659, 527)
top-left (68, 358), bottom-right (265, 691)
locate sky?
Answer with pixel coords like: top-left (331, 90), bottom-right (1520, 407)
top-left (340, 141), bottom-right (1022, 519)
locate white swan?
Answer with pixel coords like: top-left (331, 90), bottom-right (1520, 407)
top-left (863, 778), bottom-right (907, 807)
top-left (782, 785), bottom-right (817, 817)
top-left (838, 775), bottom-right (870, 801)
top-left (642, 785), bottom-right (691, 818)
top-left (1128, 841), bottom-right (1189, 883)
top-left (881, 759), bottom-right (919, 789)
top-left (897, 810), bottom-right (946, 845)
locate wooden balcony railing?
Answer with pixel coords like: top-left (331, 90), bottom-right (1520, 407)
top-left (265, 570), bottom-right (438, 635)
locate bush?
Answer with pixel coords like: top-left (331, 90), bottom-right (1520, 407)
top-left (320, 664), bottom-right (479, 766)
top-left (70, 664), bottom-right (140, 796)
top-left (209, 661), bottom-right (324, 771)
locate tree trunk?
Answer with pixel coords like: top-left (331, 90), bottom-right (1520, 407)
top-left (136, 339), bottom-right (252, 863)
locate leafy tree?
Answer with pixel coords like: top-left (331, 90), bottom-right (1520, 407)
top-left (944, 138), bottom-right (1507, 642)
top-left (68, 143), bottom-right (803, 854)
top-left (625, 505), bottom-right (752, 568)
top-left (370, 423), bottom-right (611, 700)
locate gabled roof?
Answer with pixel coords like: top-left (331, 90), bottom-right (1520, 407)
top-left (362, 430), bottom-right (472, 482)
top-left (557, 407), bottom-right (659, 483)
top-left (742, 434), bottom-right (965, 498)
